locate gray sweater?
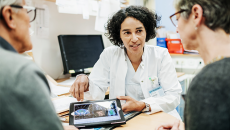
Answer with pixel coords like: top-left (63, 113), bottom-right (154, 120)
top-left (0, 37), bottom-right (64, 130)
top-left (184, 58), bottom-right (230, 130)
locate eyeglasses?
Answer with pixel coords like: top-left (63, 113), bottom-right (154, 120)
top-left (9, 5), bottom-right (44, 22)
top-left (169, 9), bottom-right (188, 27)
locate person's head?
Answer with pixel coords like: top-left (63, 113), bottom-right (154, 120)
top-left (105, 6), bottom-right (160, 55)
top-left (172, 0), bottom-right (230, 50)
top-left (0, 0), bottom-right (32, 53)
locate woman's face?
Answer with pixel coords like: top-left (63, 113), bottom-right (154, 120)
top-left (177, 12), bottom-right (198, 50)
top-left (120, 17), bottom-right (146, 56)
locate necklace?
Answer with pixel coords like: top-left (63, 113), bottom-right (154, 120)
top-left (206, 56), bottom-right (226, 65)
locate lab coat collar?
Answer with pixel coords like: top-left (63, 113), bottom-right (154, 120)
top-left (124, 44), bottom-right (147, 64)
top-left (140, 45), bottom-right (146, 69)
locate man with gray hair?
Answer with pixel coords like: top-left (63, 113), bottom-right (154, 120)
top-left (0, 0), bottom-right (77, 130)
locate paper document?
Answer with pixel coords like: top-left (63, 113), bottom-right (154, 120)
top-left (34, 3), bottom-right (49, 38)
top-left (95, 13), bottom-right (108, 32)
top-left (52, 96), bottom-right (78, 113)
top-left (57, 0), bottom-right (98, 16)
top-left (83, 0), bottom-right (89, 19)
top-left (48, 80), bottom-right (70, 96)
top-left (57, 77), bottom-right (76, 86)
top-left (99, 0), bottom-right (110, 17)
top-left (56, 0), bottom-right (76, 6)
top-left (95, 0), bottom-right (120, 32)
top-left (57, 0), bottom-right (80, 14)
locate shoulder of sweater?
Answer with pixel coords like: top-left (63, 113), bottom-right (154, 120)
top-left (0, 48), bottom-right (44, 85)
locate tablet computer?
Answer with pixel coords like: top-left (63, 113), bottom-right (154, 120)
top-left (69, 99), bottom-right (126, 129)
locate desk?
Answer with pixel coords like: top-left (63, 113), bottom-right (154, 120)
top-left (62, 112), bottom-right (184, 129)
top-left (55, 78), bottom-right (110, 95)
top-left (115, 112), bottom-right (184, 130)
top-left (57, 73), bottom-right (186, 128)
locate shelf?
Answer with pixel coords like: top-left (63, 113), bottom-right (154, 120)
top-left (177, 72), bottom-right (185, 77)
top-left (170, 53), bottom-right (200, 57)
top-left (46, 0), bottom-right (56, 2)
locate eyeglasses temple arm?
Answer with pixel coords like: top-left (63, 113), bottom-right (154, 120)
top-left (36, 7), bottom-right (45, 11)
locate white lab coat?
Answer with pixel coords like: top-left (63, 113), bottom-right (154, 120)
top-left (84, 45), bottom-right (182, 119)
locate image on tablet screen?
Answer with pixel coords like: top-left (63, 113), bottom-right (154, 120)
top-left (73, 101), bottom-right (120, 124)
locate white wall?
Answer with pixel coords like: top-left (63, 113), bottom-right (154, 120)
top-left (31, 1), bottom-right (112, 79)
top-left (31, 0), bottom-right (156, 79)
top-left (155, 0), bottom-right (177, 32)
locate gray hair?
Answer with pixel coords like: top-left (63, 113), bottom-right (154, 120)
top-left (0, 0), bottom-right (23, 19)
top-left (174, 0), bottom-right (230, 33)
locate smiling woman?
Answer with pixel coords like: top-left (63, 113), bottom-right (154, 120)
top-left (105, 6), bottom-right (160, 47)
top-left (104, 6), bottom-right (161, 71)
top-left (70, 5), bottom-right (182, 120)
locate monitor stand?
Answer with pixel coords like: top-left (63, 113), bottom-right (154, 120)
top-left (70, 69), bottom-right (90, 77)
top-left (71, 72), bottom-right (83, 77)
top-left (70, 69), bottom-right (84, 77)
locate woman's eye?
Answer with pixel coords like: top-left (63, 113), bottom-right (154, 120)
top-left (124, 32), bottom-right (130, 34)
top-left (137, 30), bottom-right (142, 33)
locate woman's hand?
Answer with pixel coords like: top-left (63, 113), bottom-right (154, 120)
top-left (156, 120), bottom-right (181, 130)
top-left (117, 96), bottom-right (146, 112)
top-left (69, 75), bottom-right (89, 101)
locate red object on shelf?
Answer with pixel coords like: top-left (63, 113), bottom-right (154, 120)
top-left (165, 38), bottom-right (184, 54)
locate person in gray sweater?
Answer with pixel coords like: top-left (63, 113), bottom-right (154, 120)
top-left (0, 0), bottom-right (77, 130)
top-left (156, 0), bottom-right (230, 130)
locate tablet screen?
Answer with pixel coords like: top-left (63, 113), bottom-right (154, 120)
top-left (72, 100), bottom-right (121, 125)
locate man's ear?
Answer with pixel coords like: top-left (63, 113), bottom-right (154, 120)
top-left (191, 4), bottom-right (204, 27)
top-left (1, 6), bottom-right (17, 29)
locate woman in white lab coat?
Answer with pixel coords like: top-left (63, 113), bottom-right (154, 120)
top-left (70, 6), bottom-right (182, 119)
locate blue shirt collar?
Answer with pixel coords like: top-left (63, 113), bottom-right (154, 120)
top-left (0, 36), bottom-right (17, 53)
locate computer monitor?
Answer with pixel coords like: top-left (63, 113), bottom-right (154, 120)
top-left (58, 35), bottom-right (105, 74)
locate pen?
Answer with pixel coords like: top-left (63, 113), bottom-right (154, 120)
top-left (149, 77), bottom-right (155, 84)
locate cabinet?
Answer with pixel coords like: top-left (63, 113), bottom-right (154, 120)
top-left (170, 54), bottom-right (204, 74)
top-left (46, 0), bottom-right (56, 2)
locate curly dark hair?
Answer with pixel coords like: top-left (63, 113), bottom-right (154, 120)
top-left (105, 6), bottom-right (161, 47)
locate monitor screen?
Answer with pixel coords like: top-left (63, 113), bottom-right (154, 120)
top-left (58, 35), bottom-right (104, 74)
